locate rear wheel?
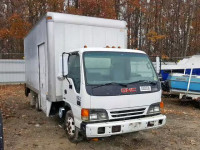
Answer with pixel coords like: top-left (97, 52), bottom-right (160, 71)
top-left (29, 91), bottom-right (40, 111)
top-left (64, 110), bottom-right (82, 143)
top-left (35, 96), bottom-right (40, 111)
top-left (29, 91), bottom-right (36, 107)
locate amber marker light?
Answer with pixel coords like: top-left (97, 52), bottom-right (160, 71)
top-left (160, 101), bottom-right (164, 114)
top-left (81, 108), bottom-right (89, 121)
top-left (46, 16), bottom-right (52, 20)
top-left (91, 138), bottom-right (99, 141)
top-left (160, 101), bottom-right (164, 109)
top-left (84, 45), bottom-right (87, 48)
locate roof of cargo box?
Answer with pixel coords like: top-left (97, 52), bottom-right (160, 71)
top-left (78, 48), bottom-right (146, 54)
top-left (47, 12), bottom-right (127, 29)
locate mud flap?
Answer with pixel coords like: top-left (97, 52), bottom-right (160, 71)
top-left (46, 100), bottom-right (52, 117)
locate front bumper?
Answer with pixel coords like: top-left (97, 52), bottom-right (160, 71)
top-left (81, 114), bottom-right (166, 138)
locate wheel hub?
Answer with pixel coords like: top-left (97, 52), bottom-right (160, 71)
top-left (66, 117), bottom-right (75, 136)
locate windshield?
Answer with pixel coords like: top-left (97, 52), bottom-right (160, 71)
top-left (83, 51), bottom-right (158, 85)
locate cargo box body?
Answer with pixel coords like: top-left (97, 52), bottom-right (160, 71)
top-left (24, 12), bottom-right (127, 109)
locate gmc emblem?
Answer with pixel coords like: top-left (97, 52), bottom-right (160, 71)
top-left (121, 88), bottom-right (136, 94)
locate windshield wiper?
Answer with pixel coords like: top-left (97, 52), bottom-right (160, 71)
top-left (91, 82), bottom-right (127, 89)
top-left (125, 80), bottom-right (157, 85)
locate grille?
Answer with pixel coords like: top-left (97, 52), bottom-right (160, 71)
top-left (110, 108), bottom-right (146, 118)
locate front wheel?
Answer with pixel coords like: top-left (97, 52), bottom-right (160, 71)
top-left (64, 110), bottom-right (82, 143)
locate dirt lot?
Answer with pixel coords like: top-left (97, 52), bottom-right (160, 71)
top-left (0, 85), bottom-right (200, 150)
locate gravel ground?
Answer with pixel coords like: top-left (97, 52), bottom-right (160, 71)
top-left (0, 85), bottom-right (200, 150)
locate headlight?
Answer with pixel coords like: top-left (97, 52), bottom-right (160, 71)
top-left (90, 113), bottom-right (98, 120)
top-left (151, 87), bottom-right (158, 92)
top-left (81, 109), bottom-right (108, 121)
top-left (147, 103), bottom-right (161, 115)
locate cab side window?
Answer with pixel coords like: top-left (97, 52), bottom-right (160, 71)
top-left (68, 54), bottom-right (80, 93)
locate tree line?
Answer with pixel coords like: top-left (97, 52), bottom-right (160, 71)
top-left (0, 0), bottom-right (199, 59)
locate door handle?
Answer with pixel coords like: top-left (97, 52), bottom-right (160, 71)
top-left (69, 85), bottom-right (72, 89)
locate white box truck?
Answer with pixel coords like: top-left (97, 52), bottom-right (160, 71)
top-left (24, 12), bottom-right (166, 142)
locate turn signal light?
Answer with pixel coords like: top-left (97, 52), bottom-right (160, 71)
top-left (160, 101), bottom-right (164, 114)
top-left (81, 108), bottom-right (89, 120)
top-left (160, 101), bottom-right (164, 109)
top-left (91, 138), bottom-right (99, 141)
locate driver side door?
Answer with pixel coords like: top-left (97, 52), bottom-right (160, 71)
top-left (63, 53), bottom-right (81, 123)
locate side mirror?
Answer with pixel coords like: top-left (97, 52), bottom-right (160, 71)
top-left (62, 52), bottom-right (69, 77)
top-left (58, 52), bottom-right (69, 80)
top-left (158, 74), bottom-right (163, 81)
top-left (156, 56), bottom-right (161, 74)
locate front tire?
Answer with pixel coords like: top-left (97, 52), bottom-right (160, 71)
top-left (64, 110), bottom-right (82, 143)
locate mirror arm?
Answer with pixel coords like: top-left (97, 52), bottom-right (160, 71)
top-left (66, 76), bottom-right (72, 87)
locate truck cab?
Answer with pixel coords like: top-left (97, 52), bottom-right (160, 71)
top-left (60, 47), bottom-right (166, 141)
